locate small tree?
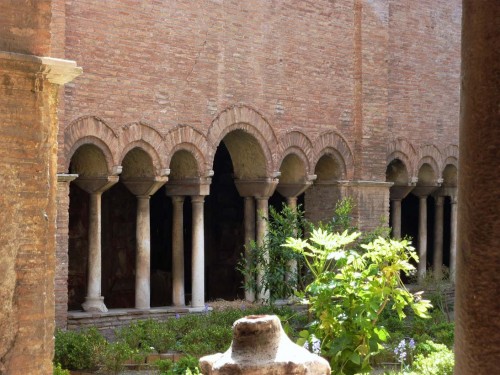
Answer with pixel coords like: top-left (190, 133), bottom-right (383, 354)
top-left (238, 203), bottom-right (306, 302)
top-left (285, 229), bottom-right (431, 375)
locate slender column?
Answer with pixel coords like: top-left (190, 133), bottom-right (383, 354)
top-left (391, 199), bottom-right (402, 239)
top-left (256, 197), bottom-right (269, 302)
top-left (171, 196), bottom-right (185, 306)
top-left (449, 196), bottom-right (458, 283)
top-left (417, 195), bottom-right (428, 282)
top-left (433, 196), bottom-right (444, 280)
top-left (244, 197), bottom-right (256, 302)
top-left (285, 197), bottom-right (298, 286)
top-left (191, 196), bottom-right (205, 308)
top-left (82, 192), bottom-right (107, 312)
top-left (135, 196), bottom-right (151, 309)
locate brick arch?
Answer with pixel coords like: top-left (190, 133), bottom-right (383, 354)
top-left (167, 143), bottom-right (207, 178)
top-left (442, 144), bottom-right (459, 169)
top-left (277, 131), bottom-right (314, 174)
top-left (387, 137), bottom-right (417, 177)
top-left (165, 125), bottom-right (210, 174)
top-left (417, 144), bottom-right (442, 180)
top-left (64, 116), bottom-right (119, 171)
top-left (207, 105), bottom-right (278, 175)
top-left (119, 122), bottom-right (167, 173)
top-left (312, 131), bottom-right (354, 180)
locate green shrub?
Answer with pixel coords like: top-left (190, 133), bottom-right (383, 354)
top-left (116, 319), bottom-right (176, 353)
top-left (285, 229), bottom-right (431, 375)
top-left (53, 363), bottom-right (70, 375)
top-left (54, 327), bottom-right (106, 371)
top-left (98, 341), bottom-right (137, 374)
top-left (158, 355), bottom-right (200, 375)
top-left (411, 341), bottom-right (454, 375)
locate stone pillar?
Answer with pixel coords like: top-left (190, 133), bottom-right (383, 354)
top-left (122, 176), bottom-right (167, 309)
top-left (191, 196), bottom-right (205, 308)
top-left (135, 196), bottom-right (151, 309)
top-left (417, 195), bottom-right (428, 282)
top-left (172, 196), bottom-right (186, 306)
top-left (285, 196), bottom-right (298, 285)
top-left (391, 199), bottom-right (402, 239)
top-left (449, 195), bottom-right (457, 283)
top-left (55, 173), bottom-right (78, 329)
top-left (256, 197), bottom-right (269, 302)
top-left (74, 176), bottom-right (119, 312)
top-left (243, 196), bottom-right (256, 302)
top-left (456, 2), bottom-right (500, 371)
top-left (433, 195), bottom-right (444, 280)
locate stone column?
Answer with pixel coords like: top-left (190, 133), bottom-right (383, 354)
top-left (456, 2), bottom-right (500, 372)
top-left (285, 196), bottom-right (298, 285)
top-left (171, 196), bottom-right (186, 306)
top-left (74, 176), bottom-right (119, 312)
top-left (122, 176), bottom-right (168, 309)
top-left (243, 196), bottom-right (256, 302)
top-left (191, 196), bottom-right (205, 308)
top-left (417, 195), bottom-right (428, 282)
top-left (135, 196), bottom-right (151, 309)
top-left (449, 195), bottom-right (457, 283)
top-left (256, 197), bottom-right (270, 302)
top-left (433, 195), bottom-right (444, 280)
top-left (391, 199), bottom-right (402, 239)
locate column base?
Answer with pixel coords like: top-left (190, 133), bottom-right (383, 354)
top-left (82, 296), bottom-right (108, 312)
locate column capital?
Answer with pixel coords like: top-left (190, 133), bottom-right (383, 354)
top-left (234, 178), bottom-right (278, 198)
top-left (165, 177), bottom-right (211, 196)
top-left (122, 176), bottom-right (168, 196)
top-left (57, 173), bottom-right (78, 183)
top-left (73, 175), bottom-right (119, 194)
top-left (412, 185), bottom-right (439, 197)
top-left (276, 181), bottom-right (312, 198)
top-left (170, 195), bottom-right (186, 204)
top-left (191, 195), bottom-right (205, 204)
top-left (390, 184), bottom-right (415, 200)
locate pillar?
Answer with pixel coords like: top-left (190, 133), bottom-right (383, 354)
top-left (433, 195), bottom-right (444, 280)
top-left (285, 196), bottom-right (298, 286)
top-left (244, 196), bottom-right (256, 302)
top-left (172, 196), bottom-right (185, 306)
top-left (256, 197), bottom-right (269, 302)
top-left (449, 195), bottom-right (457, 283)
top-left (191, 196), bottom-right (205, 308)
top-left (135, 196), bottom-right (151, 309)
top-left (456, 2), bottom-right (500, 371)
top-left (417, 195), bottom-right (427, 282)
top-left (82, 192), bottom-right (107, 312)
top-left (391, 198), bottom-right (402, 239)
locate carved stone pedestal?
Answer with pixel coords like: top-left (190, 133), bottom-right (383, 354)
top-left (200, 315), bottom-right (330, 374)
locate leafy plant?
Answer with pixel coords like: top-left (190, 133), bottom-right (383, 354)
top-left (284, 229), bottom-right (431, 375)
top-left (159, 355), bottom-right (201, 375)
top-left (53, 363), bottom-right (70, 375)
top-left (239, 203), bottom-right (306, 302)
top-left (99, 341), bottom-right (137, 374)
top-left (411, 341), bottom-right (454, 375)
top-left (53, 327), bottom-right (106, 371)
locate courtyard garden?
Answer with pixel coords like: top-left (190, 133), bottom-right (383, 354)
top-left (54, 199), bottom-right (455, 375)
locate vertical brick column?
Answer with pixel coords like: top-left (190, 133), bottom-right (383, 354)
top-left (55, 174), bottom-right (78, 329)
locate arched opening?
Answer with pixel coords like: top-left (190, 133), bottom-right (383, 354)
top-left (305, 153), bottom-right (344, 224)
top-left (67, 144), bottom-right (109, 310)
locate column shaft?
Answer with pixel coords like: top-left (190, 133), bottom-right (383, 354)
top-left (171, 196), bottom-right (185, 306)
top-left (135, 196), bottom-right (151, 309)
top-left (417, 196), bottom-right (427, 282)
top-left (256, 197), bottom-right (269, 301)
top-left (83, 192), bottom-right (107, 312)
top-left (391, 199), bottom-right (402, 239)
top-left (285, 197), bottom-right (298, 287)
top-left (449, 197), bottom-right (457, 283)
top-left (433, 196), bottom-right (444, 279)
top-left (244, 197), bottom-right (256, 302)
top-left (191, 196), bottom-right (205, 308)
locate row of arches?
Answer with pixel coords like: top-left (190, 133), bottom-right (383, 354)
top-left (61, 105), bottom-right (458, 313)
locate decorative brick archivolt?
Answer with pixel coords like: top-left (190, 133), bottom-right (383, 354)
top-left (64, 116), bottom-right (119, 172)
top-left (207, 105), bottom-right (278, 177)
top-left (168, 143), bottom-right (207, 179)
top-left (165, 125), bottom-right (209, 176)
top-left (277, 131), bottom-right (314, 175)
top-left (119, 122), bottom-right (167, 175)
top-left (417, 144), bottom-right (442, 182)
top-left (387, 137), bottom-right (417, 179)
top-left (312, 131), bottom-right (354, 180)
top-left (442, 144), bottom-right (459, 170)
